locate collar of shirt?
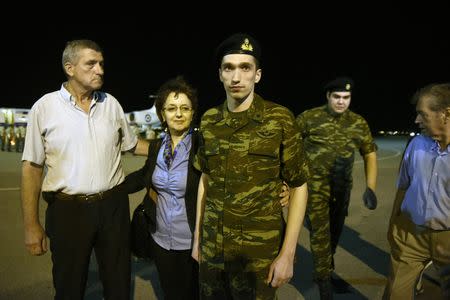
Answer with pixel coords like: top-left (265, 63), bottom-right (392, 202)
top-left (162, 129), bottom-right (193, 153)
top-left (59, 83), bottom-right (101, 107)
top-left (428, 137), bottom-right (450, 155)
top-left (216, 93), bottom-right (265, 124)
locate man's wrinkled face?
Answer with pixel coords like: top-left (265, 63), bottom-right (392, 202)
top-left (65, 48), bottom-right (104, 91)
top-left (415, 96), bottom-right (446, 139)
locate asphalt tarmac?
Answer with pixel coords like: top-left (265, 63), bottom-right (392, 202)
top-left (0, 136), bottom-right (444, 299)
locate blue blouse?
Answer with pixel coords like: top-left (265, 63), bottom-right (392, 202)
top-left (151, 133), bottom-right (193, 250)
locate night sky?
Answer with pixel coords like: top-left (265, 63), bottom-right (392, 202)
top-left (4, 7), bottom-right (450, 133)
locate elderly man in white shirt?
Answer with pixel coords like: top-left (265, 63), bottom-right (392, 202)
top-left (21, 39), bottom-right (147, 300)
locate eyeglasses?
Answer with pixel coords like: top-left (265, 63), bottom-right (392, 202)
top-left (163, 106), bottom-right (193, 114)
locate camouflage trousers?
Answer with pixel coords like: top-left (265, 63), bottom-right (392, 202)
top-left (306, 176), bottom-right (352, 280)
top-left (199, 262), bottom-right (276, 300)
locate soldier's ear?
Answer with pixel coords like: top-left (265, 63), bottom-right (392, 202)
top-left (218, 68), bottom-right (224, 83)
top-left (254, 69), bottom-right (262, 84)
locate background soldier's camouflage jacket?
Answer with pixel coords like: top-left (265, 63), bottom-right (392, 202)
top-left (296, 105), bottom-right (377, 179)
top-left (296, 104), bottom-right (377, 279)
top-left (194, 94), bottom-right (309, 272)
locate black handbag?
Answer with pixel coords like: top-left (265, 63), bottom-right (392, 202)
top-left (130, 202), bottom-right (152, 260)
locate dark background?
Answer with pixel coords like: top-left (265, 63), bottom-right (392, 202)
top-left (3, 6), bottom-right (450, 133)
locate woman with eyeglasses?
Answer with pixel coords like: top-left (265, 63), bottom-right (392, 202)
top-left (124, 76), bottom-right (201, 300)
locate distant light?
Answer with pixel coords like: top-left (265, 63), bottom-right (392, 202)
top-left (377, 130), bottom-right (420, 136)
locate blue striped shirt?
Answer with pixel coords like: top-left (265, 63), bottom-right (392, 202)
top-left (398, 135), bottom-right (450, 230)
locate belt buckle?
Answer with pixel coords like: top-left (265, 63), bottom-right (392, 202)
top-left (87, 191), bottom-right (103, 202)
top-left (80, 191), bottom-right (106, 203)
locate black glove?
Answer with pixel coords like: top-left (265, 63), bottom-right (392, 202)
top-left (363, 187), bottom-right (377, 210)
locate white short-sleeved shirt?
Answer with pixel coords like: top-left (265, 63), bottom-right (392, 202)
top-left (22, 84), bottom-right (138, 194)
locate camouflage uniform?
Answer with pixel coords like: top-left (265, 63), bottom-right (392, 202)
top-left (195, 94), bottom-right (308, 299)
top-left (296, 105), bottom-right (377, 280)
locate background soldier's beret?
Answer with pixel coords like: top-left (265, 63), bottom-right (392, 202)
top-left (324, 76), bottom-right (354, 93)
top-left (215, 33), bottom-right (261, 66)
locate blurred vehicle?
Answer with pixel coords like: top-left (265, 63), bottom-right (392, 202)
top-left (124, 95), bottom-right (162, 140)
top-left (1, 108), bottom-right (29, 152)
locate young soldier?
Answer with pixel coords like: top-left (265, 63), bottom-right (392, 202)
top-left (192, 33), bottom-right (309, 299)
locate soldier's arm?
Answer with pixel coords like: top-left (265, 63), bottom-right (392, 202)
top-left (363, 151), bottom-right (377, 191)
top-left (266, 182), bottom-right (308, 287)
top-left (21, 161), bottom-right (47, 256)
top-left (192, 172), bottom-right (209, 262)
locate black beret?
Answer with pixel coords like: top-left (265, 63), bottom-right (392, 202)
top-left (324, 77), bottom-right (354, 93)
top-left (215, 33), bottom-right (261, 66)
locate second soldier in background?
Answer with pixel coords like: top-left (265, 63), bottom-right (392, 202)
top-left (296, 77), bottom-right (378, 299)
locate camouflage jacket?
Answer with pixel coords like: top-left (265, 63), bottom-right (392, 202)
top-left (296, 105), bottom-right (377, 177)
top-left (195, 94), bottom-right (308, 271)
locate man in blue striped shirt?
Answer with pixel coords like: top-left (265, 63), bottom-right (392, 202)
top-left (384, 83), bottom-right (450, 299)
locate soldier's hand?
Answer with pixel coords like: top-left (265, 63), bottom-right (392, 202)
top-left (362, 187), bottom-right (377, 210)
top-left (191, 246), bottom-right (199, 262)
top-left (279, 181), bottom-right (290, 207)
top-left (191, 231), bottom-right (200, 262)
top-left (265, 253), bottom-right (293, 287)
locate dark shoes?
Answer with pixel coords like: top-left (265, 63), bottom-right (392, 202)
top-left (316, 274), bottom-right (352, 299)
top-left (330, 275), bottom-right (352, 294)
top-left (316, 278), bottom-right (333, 300)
